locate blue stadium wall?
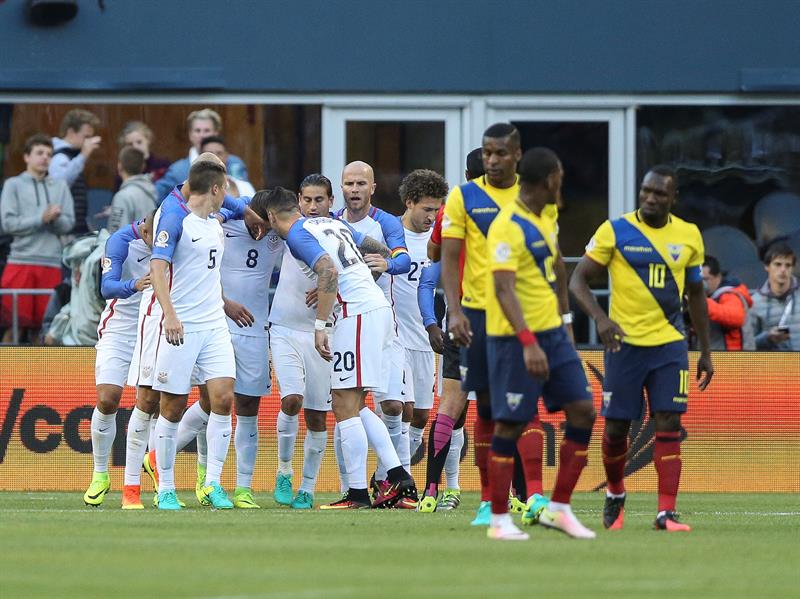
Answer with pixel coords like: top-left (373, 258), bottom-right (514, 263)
top-left (0, 0), bottom-right (799, 93)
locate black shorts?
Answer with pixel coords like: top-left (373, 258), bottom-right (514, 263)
top-left (441, 334), bottom-right (461, 381)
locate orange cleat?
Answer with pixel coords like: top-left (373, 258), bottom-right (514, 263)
top-left (654, 511), bottom-right (691, 532)
top-left (121, 485), bottom-right (144, 510)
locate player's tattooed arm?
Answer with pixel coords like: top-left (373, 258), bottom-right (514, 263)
top-left (358, 235), bottom-right (391, 258)
top-left (312, 254), bottom-right (338, 361)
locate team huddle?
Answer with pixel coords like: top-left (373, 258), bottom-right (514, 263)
top-left (84, 123), bottom-right (715, 541)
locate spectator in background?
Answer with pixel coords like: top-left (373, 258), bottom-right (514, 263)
top-left (749, 243), bottom-right (798, 350)
top-left (49, 109), bottom-right (101, 236)
top-left (154, 108), bottom-right (248, 200)
top-left (114, 121), bottom-right (170, 191)
top-left (0, 134), bottom-right (74, 343)
top-left (200, 135), bottom-right (255, 197)
top-left (701, 255), bottom-right (754, 350)
top-left (107, 147), bottom-right (157, 233)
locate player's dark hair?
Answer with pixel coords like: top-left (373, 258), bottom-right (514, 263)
top-left (118, 146), bottom-right (145, 176)
top-left (200, 135), bottom-right (226, 149)
top-left (299, 173), bottom-right (333, 198)
top-left (250, 186), bottom-right (299, 219)
top-left (518, 147), bottom-right (560, 186)
top-left (59, 108), bottom-right (99, 137)
top-left (763, 241), bottom-right (797, 266)
top-left (23, 133), bottom-right (53, 154)
top-left (483, 123), bottom-right (520, 148)
top-left (466, 147), bottom-right (484, 180)
top-left (187, 160), bottom-right (226, 194)
top-left (703, 255), bottom-right (721, 276)
top-left (648, 164), bottom-right (677, 184)
top-left (399, 169), bottom-right (449, 204)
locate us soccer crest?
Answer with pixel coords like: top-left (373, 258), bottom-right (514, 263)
top-left (155, 230), bottom-right (169, 248)
top-left (506, 392), bottom-right (523, 411)
top-left (667, 244), bottom-right (683, 262)
top-left (157, 371), bottom-right (168, 383)
top-left (101, 257), bottom-right (112, 274)
top-left (142, 366), bottom-right (152, 378)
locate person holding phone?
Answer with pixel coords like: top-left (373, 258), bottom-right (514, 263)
top-left (749, 243), bottom-right (798, 351)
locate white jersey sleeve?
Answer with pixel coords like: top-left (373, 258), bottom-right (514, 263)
top-left (268, 241), bottom-right (318, 332)
top-left (393, 228), bottom-right (433, 351)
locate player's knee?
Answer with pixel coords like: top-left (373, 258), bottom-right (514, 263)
top-left (96, 387), bottom-right (122, 414)
top-left (494, 419), bottom-right (525, 439)
top-left (566, 400), bottom-right (596, 430)
top-left (654, 411), bottom-right (681, 433)
top-left (135, 387), bottom-right (160, 414)
top-left (281, 394), bottom-right (303, 415)
top-left (212, 390), bottom-right (234, 415)
top-left (304, 409), bottom-right (327, 432)
top-left (411, 409), bottom-right (429, 429)
top-left (604, 418), bottom-right (630, 440)
top-left (454, 404), bottom-right (469, 429)
top-left (235, 394), bottom-right (260, 416)
top-left (380, 400), bottom-right (403, 417)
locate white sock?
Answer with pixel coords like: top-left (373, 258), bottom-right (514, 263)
top-left (91, 408), bottom-right (116, 473)
top-left (154, 416), bottom-right (179, 492)
top-left (338, 416), bottom-right (368, 490)
top-left (299, 430), bottom-right (327, 494)
top-left (445, 427), bottom-right (464, 490)
top-left (606, 490), bottom-right (626, 499)
top-left (175, 401), bottom-right (209, 453)
top-left (381, 412), bottom-right (403, 476)
top-left (277, 410), bottom-right (298, 475)
top-left (360, 407), bottom-right (401, 472)
top-left (334, 422), bottom-right (348, 493)
top-left (205, 411), bottom-right (232, 486)
top-left (124, 408), bottom-right (151, 485)
top-left (397, 420), bottom-right (411, 471)
top-left (491, 512), bottom-right (512, 527)
top-left (234, 415), bottom-right (258, 489)
top-left (409, 425), bottom-right (424, 461)
top-left (548, 501), bottom-right (572, 514)
top-left (148, 414), bottom-right (158, 451)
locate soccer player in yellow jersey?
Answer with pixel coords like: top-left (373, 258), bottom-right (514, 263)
top-left (485, 148), bottom-right (596, 541)
top-left (570, 165), bottom-right (714, 532)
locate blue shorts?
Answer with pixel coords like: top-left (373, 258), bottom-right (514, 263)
top-left (602, 340), bottom-right (689, 420)
top-left (459, 307), bottom-right (489, 393)
top-left (487, 327), bottom-right (593, 423)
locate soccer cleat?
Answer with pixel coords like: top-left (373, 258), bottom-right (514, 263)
top-left (539, 507), bottom-right (596, 539)
top-left (83, 472), bottom-right (110, 507)
top-left (121, 485), bottom-right (144, 510)
top-left (470, 501), bottom-right (492, 526)
top-left (143, 449), bottom-right (158, 489)
top-left (437, 489), bottom-right (462, 511)
top-left (395, 484), bottom-right (420, 509)
top-left (273, 472), bottom-right (293, 506)
top-left (195, 463), bottom-right (210, 506)
top-left (654, 510), bottom-right (691, 532)
top-left (603, 494), bottom-right (626, 530)
top-left (487, 517), bottom-right (530, 541)
top-left (509, 493), bottom-right (527, 514)
top-left (152, 492), bottom-right (186, 508)
top-left (319, 491), bottom-right (371, 510)
top-left (417, 493), bottom-right (438, 513)
top-left (157, 490), bottom-right (182, 510)
top-left (372, 478), bottom-right (418, 509)
top-left (233, 487), bottom-right (261, 509)
top-left (370, 474), bottom-right (390, 503)
top-left (203, 483), bottom-right (234, 509)
top-left (521, 493), bottom-right (549, 526)
top-left (290, 490), bottom-right (314, 510)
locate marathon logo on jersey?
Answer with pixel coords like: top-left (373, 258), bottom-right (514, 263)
top-left (668, 244), bottom-right (683, 262)
top-left (494, 242), bottom-right (511, 264)
top-left (155, 230), bottom-right (170, 248)
top-left (622, 245), bottom-right (653, 254)
top-left (470, 207), bottom-right (498, 214)
top-left (506, 392), bottom-right (522, 411)
top-left (101, 257), bottom-right (112, 275)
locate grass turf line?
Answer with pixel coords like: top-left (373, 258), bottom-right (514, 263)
top-left (0, 492), bottom-right (797, 598)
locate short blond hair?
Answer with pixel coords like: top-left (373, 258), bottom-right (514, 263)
top-left (117, 120), bottom-right (153, 146)
top-left (186, 108), bottom-right (222, 132)
top-left (59, 109), bottom-right (100, 137)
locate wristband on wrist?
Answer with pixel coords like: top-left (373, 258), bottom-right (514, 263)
top-left (516, 329), bottom-right (537, 346)
top-left (561, 312), bottom-right (574, 325)
top-left (314, 319), bottom-right (327, 331)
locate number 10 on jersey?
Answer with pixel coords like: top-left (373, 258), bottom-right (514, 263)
top-left (648, 263), bottom-right (666, 288)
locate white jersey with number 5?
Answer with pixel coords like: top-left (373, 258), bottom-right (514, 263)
top-left (285, 217), bottom-right (388, 317)
top-left (393, 227), bottom-right (433, 351)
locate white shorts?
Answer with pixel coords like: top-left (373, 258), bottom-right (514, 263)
top-left (330, 307), bottom-right (392, 392)
top-left (270, 323), bottom-right (332, 412)
top-left (231, 332), bottom-right (271, 397)
top-left (403, 348), bottom-right (435, 409)
top-left (95, 334), bottom-right (136, 387)
top-left (153, 327), bottom-right (236, 395)
top-left (373, 335), bottom-right (406, 403)
top-left (127, 307), bottom-right (162, 387)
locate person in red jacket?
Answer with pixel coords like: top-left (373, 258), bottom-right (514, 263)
top-left (701, 255), bottom-right (754, 350)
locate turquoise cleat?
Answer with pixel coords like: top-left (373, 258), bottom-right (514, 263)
top-left (157, 490), bottom-right (182, 511)
top-left (203, 483), bottom-right (234, 509)
top-left (274, 472), bottom-right (293, 506)
top-left (521, 493), bottom-right (550, 526)
top-left (470, 500), bottom-right (492, 526)
top-left (290, 490), bottom-right (314, 509)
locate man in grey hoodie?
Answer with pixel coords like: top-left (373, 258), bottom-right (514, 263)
top-left (107, 146), bottom-right (157, 233)
top-left (749, 243), bottom-right (798, 351)
top-left (0, 134), bottom-right (75, 342)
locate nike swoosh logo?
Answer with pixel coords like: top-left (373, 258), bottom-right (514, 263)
top-left (137, 256), bottom-right (147, 262)
top-left (338, 376), bottom-right (353, 382)
top-left (326, 398), bottom-right (332, 404)
top-left (225, 233), bottom-right (237, 238)
top-left (87, 489), bottom-right (107, 500)
top-left (98, 427), bottom-right (110, 432)
top-left (249, 433), bottom-right (256, 437)
top-left (222, 432), bottom-right (230, 438)
top-left (192, 237), bottom-right (201, 242)
top-left (134, 428), bottom-right (145, 433)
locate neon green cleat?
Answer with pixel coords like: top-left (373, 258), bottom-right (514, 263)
top-left (509, 493), bottom-right (526, 514)
top-left (83, 472), bottom-right (110, 507)
top-left (437, 489), bottom-right (461, 511)
top-left (203, 482), bottom-right (233, 509)
top-left (233, 487), bottom-right (261, 509)
top-left (273, 472), bottom-right (293, 505)
top-left (521, 493), bottom-right (549, 526)
top-left (195, 463), bottom-right (210, 506)
top-left (416, 493), bottom-right (438, 513)
top-left (470, 500), bottom-right (492, 526)
top-left (157, 490), bottom-right (182, 511)
top-left (290, 490), bottom-right (314, 509)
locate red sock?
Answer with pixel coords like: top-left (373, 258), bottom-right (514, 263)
top-left (488, 450), bottom-right (515, 514)
top-left (602, 434), bottom-right (628, 495)
top-left (551, 438), bottom-right (589, 504)
top-left (654, 431), bottom-right (681, 512)
top-left (474, 416), bottom-right (493, 502)
top-left (516, 418), bottom-right (544, 496)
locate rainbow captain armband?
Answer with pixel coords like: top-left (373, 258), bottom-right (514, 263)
top-left (385, 248), bottom-right (411, 275)
top-left (516, 329), bottom-right (538, 347)
top-left (686, 265), bottom-right (703, 283)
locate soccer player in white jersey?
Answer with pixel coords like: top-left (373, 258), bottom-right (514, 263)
top-left (270, 175), bottom-right (336, 509)
top-left (149, 159), bottom-right (238, 510)
top-left (392, 170), bottom-right (448, 474)
top-left (334, 161), bottom-right (413, 501)
top-left (83, 212), bottom-right (154, 507)
top-left (251, 186), bottom-right (417, 509)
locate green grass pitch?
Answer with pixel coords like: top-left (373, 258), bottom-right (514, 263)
top-left (1, 492), bottom-right (797, 598)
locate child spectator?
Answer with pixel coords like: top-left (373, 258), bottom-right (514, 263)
top-left (107, 146), bottom-right (157, 233)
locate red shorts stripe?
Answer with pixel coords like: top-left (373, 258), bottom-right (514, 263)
top-left (97, 298), bottom-right (117, 339)
top-left (355, 314), bottom-right (362, 388)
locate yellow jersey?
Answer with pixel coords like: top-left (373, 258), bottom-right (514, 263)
top-left (585, 211), bottom-right (704, 346)
top-left (441, 176), bottom-right (519, 310)
top-left (486, 200), bottom-right (563, 336)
